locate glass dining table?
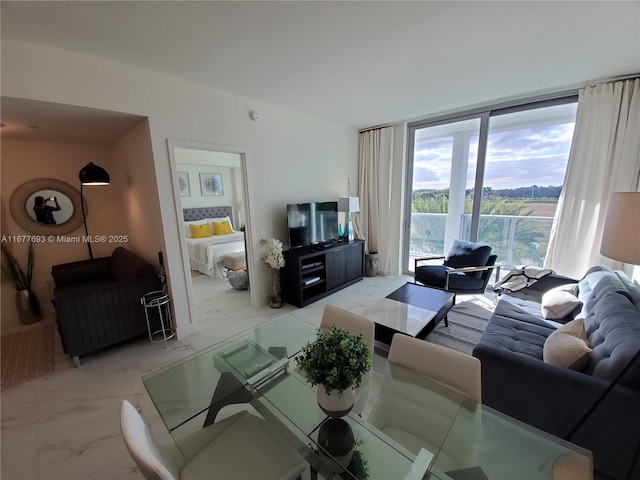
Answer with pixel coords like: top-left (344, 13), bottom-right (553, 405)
top-left (142, 313), bottom-right (592, 480)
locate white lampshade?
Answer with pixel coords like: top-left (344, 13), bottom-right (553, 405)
top-left (600, 192), bottom-right (640, 265)
top-left (338, 197), bottom-right (360, 213)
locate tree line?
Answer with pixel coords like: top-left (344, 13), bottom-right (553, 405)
top-left (413, 185), bottom-right (562, 203)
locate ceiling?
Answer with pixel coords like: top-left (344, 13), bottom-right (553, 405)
top-left (1, 97), bottom-right (146, 145)
top-left (1, 1), bottom-right (639, 133)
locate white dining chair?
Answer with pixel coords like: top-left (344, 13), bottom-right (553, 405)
top-left (366, 334), bottom-right (482, 473)
top-left (120, 400), bottom-right (306, 480)
top-left (385, 333), bottom-right (481, 402)
top-left (320, 304), bottom-right (375, 415)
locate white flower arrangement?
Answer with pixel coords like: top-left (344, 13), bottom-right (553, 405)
top-left (261, 238), bottom-right (285, 270)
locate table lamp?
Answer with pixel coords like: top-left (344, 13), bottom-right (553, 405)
top-left (600, 192), bottom-right (640, 265)
top-left (338, 197), bottom-right (359, 242)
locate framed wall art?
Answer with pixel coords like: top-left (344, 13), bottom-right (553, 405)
top-left (199, 173), bottom-right (223, 196)
top-left (177, 172), bottom-right (190, 197)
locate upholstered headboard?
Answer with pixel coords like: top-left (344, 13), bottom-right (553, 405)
top-left (183, 206), bottom-right (232, 221)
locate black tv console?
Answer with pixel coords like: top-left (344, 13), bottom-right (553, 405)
top-left (281, 239), bottom-right (365, 307)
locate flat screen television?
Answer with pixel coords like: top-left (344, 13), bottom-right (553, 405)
top-left (287, 202), bottom-right (338, 248)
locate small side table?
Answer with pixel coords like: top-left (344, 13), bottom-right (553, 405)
top-left (141, 291), bottom-right (175, 347)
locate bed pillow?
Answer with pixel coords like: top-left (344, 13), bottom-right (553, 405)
top-left (208, 216), bottom-right (234, 232)
top-left (190, 223), bottom-right (213, 239)
top-left (543, 318), bottom-right (591, 370)
top-left (541, 283), bottom-right (582, 319)
top-left (212, 220), bottom-right (234, 235)
top-left (184, 219), bottom-right (210, 238)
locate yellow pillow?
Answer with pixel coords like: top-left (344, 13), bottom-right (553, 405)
top-left (190, 223), bottom-right (212, 238)
top-left (212, 220), bottom-right (234, 235)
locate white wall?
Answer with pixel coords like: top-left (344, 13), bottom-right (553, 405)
top-left (1, 39), bottom-right (358, 338)
top-left (175, 149), bottom-right (244, 228)
top-left (1, 140), bottom-right (129, 326)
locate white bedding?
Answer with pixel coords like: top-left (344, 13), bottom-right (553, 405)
top-left (186, 232), bottom-right (245, 278)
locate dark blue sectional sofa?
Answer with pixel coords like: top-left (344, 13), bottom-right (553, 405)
top-left (473, 265), bottom-right (640, 479)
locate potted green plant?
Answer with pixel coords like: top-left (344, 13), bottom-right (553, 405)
top-left (1, 241), bottom-right (41, 324)
top-left (297, 325), bottom-right (372, 417)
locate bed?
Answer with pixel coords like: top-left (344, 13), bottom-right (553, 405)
top-left (183, 206), bottom-right (245, 279)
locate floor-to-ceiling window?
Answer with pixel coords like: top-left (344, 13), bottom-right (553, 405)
top-left (404, 97), bottom-right (578, 273)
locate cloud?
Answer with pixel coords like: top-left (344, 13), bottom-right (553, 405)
top-left (412, 122), bottom-right (574, 190)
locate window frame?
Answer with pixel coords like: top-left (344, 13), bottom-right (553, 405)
top-left (403, 92), bottom-right (579, 275)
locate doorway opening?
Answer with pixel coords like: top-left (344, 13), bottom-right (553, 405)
top-left (168, 140), bottom-right (255, 330)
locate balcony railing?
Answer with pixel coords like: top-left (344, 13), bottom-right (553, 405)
top-left (408, 212), bottom-right (554, 271)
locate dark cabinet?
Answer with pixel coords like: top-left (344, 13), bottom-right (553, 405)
top-left (282, 240), bottom-right (364, 307)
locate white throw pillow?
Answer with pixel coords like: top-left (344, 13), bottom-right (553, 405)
top-left (541, 283), bottom-right (582, 319)
top-left (543, 318), bottom-right (591, 370)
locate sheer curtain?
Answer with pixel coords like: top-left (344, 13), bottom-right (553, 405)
top-left (354, 127), bottom-right (394, 275)
top-left (545, 79), bottom-right (640, 278)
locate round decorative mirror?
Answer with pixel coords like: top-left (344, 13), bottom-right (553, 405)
top-left (26, 190), bottom-right (75, 225)
top-left (9, 178), bottom-right (86, 236)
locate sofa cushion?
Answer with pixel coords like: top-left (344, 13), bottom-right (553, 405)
top-left (443, 239), bottom-right (492, 278)
top-left (51, 258), bottom-right (110, 288)
top-left (583, 291), bottom-right (640, 388)
top-left (541, 284), bottom-right (582, 320)
top-left (494, 297), bottom-right (562, 328)
top-left (615, 271), bottom-right (640, 310)
top-left (543, 318), bottom-right (592, 370)
top-left (477, 312), bottom-right (554, 361)
top-left (110, 247), bottom-right (155, 282)
top-left (577, 268), bottom-right (632, 315)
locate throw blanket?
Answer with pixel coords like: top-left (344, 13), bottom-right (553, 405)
top-left (192, 232), bottom-right (244, 263)
top-left (494, 265), bottom-right (554, 293)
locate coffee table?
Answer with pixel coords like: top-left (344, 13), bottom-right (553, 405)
top-left (360, 282), bottom-right (455, 352)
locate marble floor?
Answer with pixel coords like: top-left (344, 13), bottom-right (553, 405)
top-left (1, 272), bottom-right (420, 480)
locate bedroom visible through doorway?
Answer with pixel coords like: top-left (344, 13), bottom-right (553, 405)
top-left (170, 141), bottom-right (253, 327)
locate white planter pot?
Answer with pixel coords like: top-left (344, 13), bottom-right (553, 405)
top-left (317, 386), bottom-right (355, 417)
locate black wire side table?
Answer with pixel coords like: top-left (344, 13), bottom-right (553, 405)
top-left (141, 291), bottom-right (175, 347)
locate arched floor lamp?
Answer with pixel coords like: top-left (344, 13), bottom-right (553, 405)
top-left (79, 162), bottom-right (110, 259)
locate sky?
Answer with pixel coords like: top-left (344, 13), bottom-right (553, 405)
top-left (412, 105), bottom-right (577, 191)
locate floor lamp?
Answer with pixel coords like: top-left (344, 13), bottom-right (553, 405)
top-left (565, 191), bottom-right (640, 479)
top-left (79, 162), bottom-right (110, 259)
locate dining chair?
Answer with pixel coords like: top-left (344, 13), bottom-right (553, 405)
top-left (320, 304), bottom-right (375, 415)
top-left (120, 400), bottom-right (306, 480)
top-left (367, 334), bottom-right (482, 473)
top-left (414, 239), bottom-right (499, 295)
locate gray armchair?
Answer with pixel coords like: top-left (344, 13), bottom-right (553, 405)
top-left (52, 247), bottom-right (160, 366)
top-left (414, 239), bottom-right (499, 294)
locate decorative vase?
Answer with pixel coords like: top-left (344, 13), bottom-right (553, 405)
top-left (15, 289), bottom-right (42, 325)
top-left (317, 386), bottom-right (355, 417)
top-left (270, 268), bottom-right (283, 308)
top-left (317, 418), bottom-right (355, 472)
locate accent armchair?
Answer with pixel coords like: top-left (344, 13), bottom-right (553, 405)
top-left (52, 247), bottom-right (160, 366)
top-left (414, 239), bottom-right (499, 294)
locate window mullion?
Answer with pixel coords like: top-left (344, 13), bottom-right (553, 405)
top-left (469, 112), bottom-right (490, 242)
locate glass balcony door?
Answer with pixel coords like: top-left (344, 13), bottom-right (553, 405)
top-left (404, 98), bottom-right (577, 274)
top-left (474, 103), bottom-right (577, 267)
top-left (405, 117), bottom-right (481, 270)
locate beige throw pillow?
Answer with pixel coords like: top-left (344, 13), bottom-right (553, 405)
top-left (541, 283), bottom-right (582, 319)
top-left (543, 318), bottom-right (591, 370)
